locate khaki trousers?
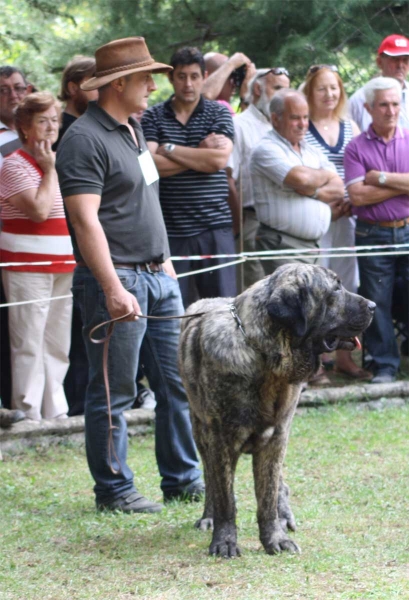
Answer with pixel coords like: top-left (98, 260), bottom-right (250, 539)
top-left (236, 208), bottom-right (266, 291)
top-left (2, 270), bottom-right (72, 420)
top-left (255, 223), bottom-right (319, 276)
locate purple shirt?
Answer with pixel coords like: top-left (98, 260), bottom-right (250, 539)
top-left (344, 125), bottom-right (409, 221)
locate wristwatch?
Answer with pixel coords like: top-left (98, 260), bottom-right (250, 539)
top-left (164, 143), bottom-right (175, 154)
top-left (378, 171), bottom-right (387, 185)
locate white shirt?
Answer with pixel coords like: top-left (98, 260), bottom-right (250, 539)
top-left (231, 104), bottom-right (272, 208)
top-left (250, 128), bottom-right (334, 241)
top-left (348, 80), bottom-right (409, 132)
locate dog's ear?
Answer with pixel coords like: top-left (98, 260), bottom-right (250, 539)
top-left (267, 288), bottom-right (308, 338)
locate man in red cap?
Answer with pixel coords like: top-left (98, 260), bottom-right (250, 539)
top-left (349, 34), bottom-right (409, 131)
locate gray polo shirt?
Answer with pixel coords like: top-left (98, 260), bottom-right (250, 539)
top-left (250, 128), bottom-right (335, 241)
top-left (56, 101), bottom-right (170, 264)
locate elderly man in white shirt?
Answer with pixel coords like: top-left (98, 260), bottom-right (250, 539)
top-left (250, 89), bottom-right (345, 275)
top-left (231, 67), bottom-right (290, 287)
top-left (349, 34), bottom-right (409, 131)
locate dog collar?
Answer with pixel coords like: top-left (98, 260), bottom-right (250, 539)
top-left (229, 303), bottom-right (247, 338)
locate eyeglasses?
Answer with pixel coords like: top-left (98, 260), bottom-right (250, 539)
top-left (258, 67), bottom-right (290, 79)
top-left (307, 64), bottom-right (338, 75)
top-left (0, 85), bottom-right (28, 97)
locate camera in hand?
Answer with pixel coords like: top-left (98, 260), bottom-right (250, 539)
top-left (231, 65), bottom-right (246, 89)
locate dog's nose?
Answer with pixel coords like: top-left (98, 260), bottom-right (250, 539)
top-left (367, 300), bottom-right (376, 313)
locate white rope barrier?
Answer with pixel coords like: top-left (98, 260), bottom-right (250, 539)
top-left (0, 242), bottom-right (408, 268)
top-left (0, 258), bottom-right (247, 307)
top-left (0, 245), bottom-right (407, 308)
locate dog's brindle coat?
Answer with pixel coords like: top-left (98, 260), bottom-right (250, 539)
top-left (179, 264), bottom-right (375, 558)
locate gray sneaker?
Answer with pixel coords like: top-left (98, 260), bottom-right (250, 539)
top-left (371, 373), bottom-right (396, 384)
top-left (97, 490), bottom-right (162, 513)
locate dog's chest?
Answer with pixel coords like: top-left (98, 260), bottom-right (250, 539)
top-left (258, 375), bottom-right (300, 425)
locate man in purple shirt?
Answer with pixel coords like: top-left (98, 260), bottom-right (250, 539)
top-left (344, 76), bottom-right (409, 383)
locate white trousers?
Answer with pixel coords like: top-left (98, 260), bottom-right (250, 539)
top-left (2, 270), bottom-right (72, 420)
top-left (318, 216), bottom-right (359, 293)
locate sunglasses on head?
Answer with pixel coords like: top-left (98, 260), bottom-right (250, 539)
top-left (307, 64), bottom-right (338, 75)
top-left (258, 67), bottom-right (290, 79)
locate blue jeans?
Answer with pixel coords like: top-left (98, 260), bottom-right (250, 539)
top-left (72, 266), bottom-right (201, 503)
top-left (355, 220), bottom-right (409, 376)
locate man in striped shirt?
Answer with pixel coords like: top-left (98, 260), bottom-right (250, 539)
top-left (141, 47), bottom-right (236, 307)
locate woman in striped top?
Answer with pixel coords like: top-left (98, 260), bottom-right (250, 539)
top-left (303, 65), bottom-right (371, 380)
top-left (0, 92), bottom-right (74, 420)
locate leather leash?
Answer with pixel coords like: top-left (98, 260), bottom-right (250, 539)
top-left (89, 310), bottom-right (207, 474)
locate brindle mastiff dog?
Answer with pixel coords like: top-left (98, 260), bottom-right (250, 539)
top-left (178, 264), bottom-right (375, 558)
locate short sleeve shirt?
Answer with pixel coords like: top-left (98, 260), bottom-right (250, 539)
top-left (141, 96), bottom-right (234, 237)
top-left (56, 101), bottom-right (170, 264)
top-left (344, 125), bottom-right (409, 222)
top-left (250, 129), bottom-right (334, 240)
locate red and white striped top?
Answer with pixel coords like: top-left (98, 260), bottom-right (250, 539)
top-left (0, 149), bottom-right (74, 272)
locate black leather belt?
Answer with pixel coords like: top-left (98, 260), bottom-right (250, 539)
top-left (77, 261), bottom-right (164, 272)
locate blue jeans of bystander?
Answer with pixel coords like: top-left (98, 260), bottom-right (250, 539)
top-left (355, 220), bottom-right (409, 377)
top-left (72, 266), bottom-right (201, 504)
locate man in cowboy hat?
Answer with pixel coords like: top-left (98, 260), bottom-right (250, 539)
top-left (56, 37), bottom-right (203, 513)
top-left (349, 34), bottom-right (409, 131)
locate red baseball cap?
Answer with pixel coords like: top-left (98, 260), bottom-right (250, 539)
top-left (378, 34), bottom-right (409, 56)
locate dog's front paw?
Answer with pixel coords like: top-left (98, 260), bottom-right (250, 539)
top-left (209, 524), bottom-right (241, 558)
top-left (195, 517), bottom-right (213, 531)
top-left (263, 530), bottom-right (301, 555)
top-left (209, 537), bottom-right (241, 558)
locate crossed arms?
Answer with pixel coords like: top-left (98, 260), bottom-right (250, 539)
top-left (347, 170), bottom-right (409, 206)
top-left (284, 166), bottom-right (347, 220)
top-left (147, 133), bottom-right (233, 177)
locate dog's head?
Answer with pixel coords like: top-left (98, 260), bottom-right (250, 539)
top-left (264, 264), bottom-right (375, 354)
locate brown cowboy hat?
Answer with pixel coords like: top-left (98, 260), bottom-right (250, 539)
top-left (81, 37), bottom-right (172, 91)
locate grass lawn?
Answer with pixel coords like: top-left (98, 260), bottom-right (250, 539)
top-left (1, 403), bottom-right (409, 600)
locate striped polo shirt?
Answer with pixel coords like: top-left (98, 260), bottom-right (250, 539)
top-left (0, 149), bottom-right (74, 272)
top-left (141, 95), bottom-right (234, 237)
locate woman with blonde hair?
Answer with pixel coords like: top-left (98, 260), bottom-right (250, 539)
top-left (0, 91), bottom-right (74, 420)
top-left (303, 65), bottom-right (371, 380)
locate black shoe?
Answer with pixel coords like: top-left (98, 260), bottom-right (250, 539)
top-left (96, 490), bottom-right (162, 513)
top-left (163, 480), bottom-right (205, 503)
top-left (0, 408), bottom-right (25, 428)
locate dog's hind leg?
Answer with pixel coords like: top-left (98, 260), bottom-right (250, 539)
top-left (194, 443), bottom-right (214, 532)
top-left (253, 426), bottom-right (300, 555)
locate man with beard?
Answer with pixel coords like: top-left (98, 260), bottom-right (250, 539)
top-left (231, 67), bottom-right (290, 288)
top-left (53, 56), bottom-right (98, 150)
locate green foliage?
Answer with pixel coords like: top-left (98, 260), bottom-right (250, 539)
top-left (1, 0), bottom-right (409, 93)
